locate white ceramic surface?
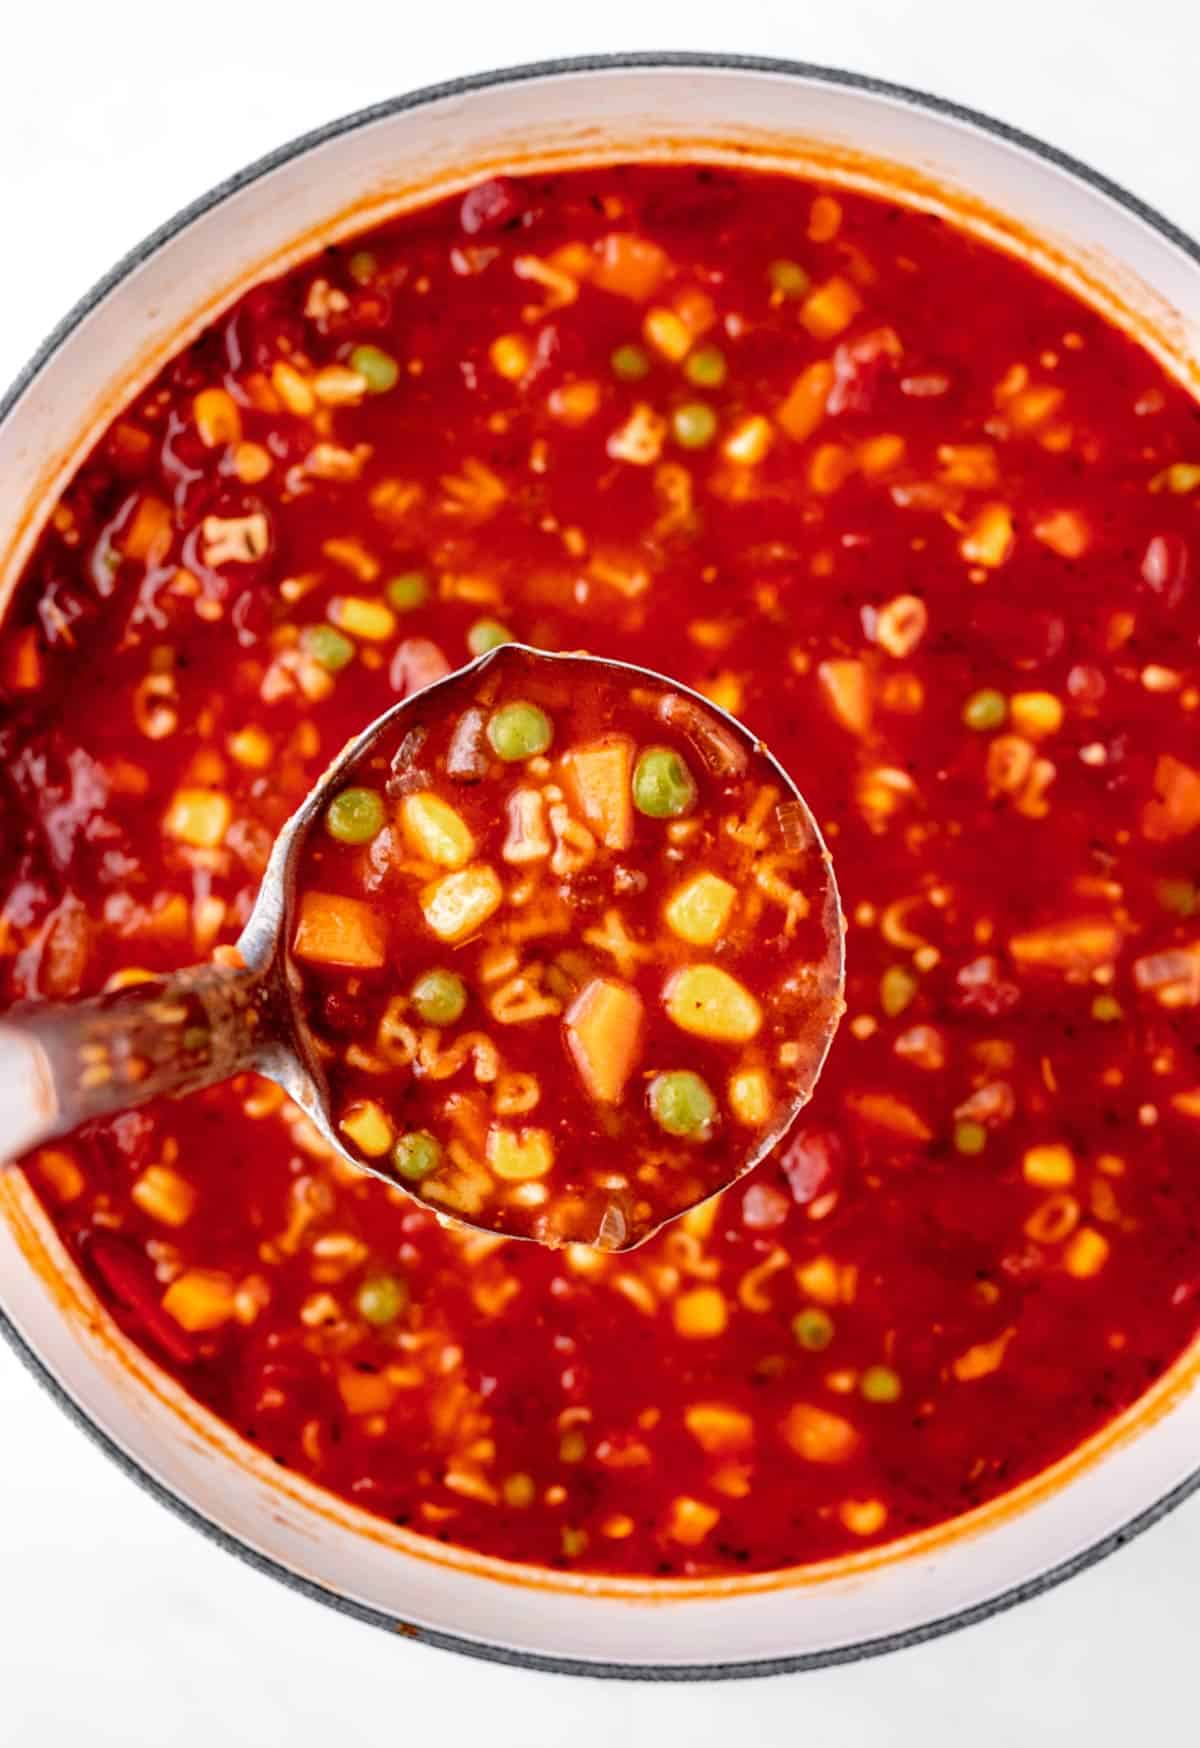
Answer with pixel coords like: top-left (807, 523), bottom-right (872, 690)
top-left (2, 55), bottom-right (1199, 1677)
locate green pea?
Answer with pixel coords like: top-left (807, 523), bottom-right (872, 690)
top-left (792, 1307), bottom-right (835, 1351)
top-left (392, 1130), bottom-right (442, 1182)
top-left (633, 745), bottom-right (697, 819)
top-left (880, 966), bottom-right (917, 1018)
top-left (648, 1070), bottom-right (716, 1139)
top-left (356, 1274), bottom-right (408, 1326)
top-left (468, 617), bottom-right (513, 657)
top-left (350, 344), bottom-right (399, 394)
top-left (861, 1364), bottom-right (902, 1404)
top-left (487, 700), bottom-right (553, 761)
top-left (954, 1119), bottom-right (988, 1157)
top-left (302, 624), bottom-right (355, 672)
top-left (386, 571), bottom-right (430, 612)
top-left (181, 1025), bottom-right (210, 1056)
top-left (411, 968), bottom-right (467, 1026)
top-left (672, 402), bottom-right (718, 449)
top-left (1092, 993), bottom-right (1123, 1023)
top-left (611, 343), bottom-right (650, 381)
top-left (325, 786), bottom-right (385, 844)
top-left (962, 688), bottom-right (1008, 732)
top-left (348, 250), bottom-right (377, 285)
top-left (768, 259), bottom-right (811, 298)
top-left (1157, 877), bottom-right (1198, 917)
top-left (684, 345), bottom-right (727, 389)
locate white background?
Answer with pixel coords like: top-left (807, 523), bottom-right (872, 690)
top-left (2, 2), bottom-right (1198, 1741)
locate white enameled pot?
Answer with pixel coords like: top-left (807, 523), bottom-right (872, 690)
top-left (2, 55), bottom-right (1199, 1679)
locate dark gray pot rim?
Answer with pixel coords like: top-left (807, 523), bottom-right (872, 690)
top-left (2, 50), bottom-right (1199, 1682)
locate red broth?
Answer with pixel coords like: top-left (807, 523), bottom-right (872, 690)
top-left (291, 645), bottom-right (841, 1249)
top-left (3, 164), bottom-right (1200, 1576)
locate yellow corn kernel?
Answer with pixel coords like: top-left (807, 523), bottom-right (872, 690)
top-left (664, 963), bottom-right (762, 1042)
top-left (1150, 462), bottom-right (1200, 495)
top-left (271, 360), bottom-right (315, 416)
top-left (1023, 1143), bottom-right (1076, 1188)
top-left (227, 726), bottom-right (273, 769)
top-left (642, 306), bottom-right (692, 361)
top-left (163, 787), bottom-right (231, 849)
top-left (697, 671), bottom-right (743, 714)
top-left (34, 1148), bottom-right (85, 1203)
top-left (131, 1165), bottom-right (197, 1227)
top-left (487, 1125), bottom-right (555, 1181)
top-left (840, 1498), bottom-right (888, 1536)
top-left (327, 595), bottom-right (396, 641)
top-left (162, 1269), bottom-right (237, 1332)
top-left (490, 333), bottom-right (532, 380)
top-left (1009, 692), bottom-right (1064, 739)
top-left (664, 1496), bottom-right (720, 1546)
top-left (795, 1255), bottom-right (841, 1305)
top-left (799, 276), bottom-right (863, 340)
top-left (684, 1403), bottom-right (754, 1454)
top-left (674, 1286), bottom-right (728, 1338)
top-left (103, 967), bottom-right (157, 992)
top-left (723, 415), bottom-right (773, 465)
top-left (419, 865), bottom-right (503, 942)
top-left (193, 387), bottom-right (242, 448)
top-left (1063, 1226), bottom-right (1110, 1278)
top-left (339, 1100), bottom-right (396, 1159)
top-left (961, 503), bottom-right (1015, 568)
top-left (664, 872), bottom-right (737, 947)
top-left (400, 791), bottom-right (475, 869)
top-left (729, 1068), bottom-right (771, 1126)
top-left (502, 1472), bottom-right (536, 1508)
top-left (781, 1402), bottom-right (860, 1463)
top-left (312, 365), bottom-right (368, 405)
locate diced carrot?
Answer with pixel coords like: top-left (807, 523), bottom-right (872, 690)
top-left (818, 658), bottom-right (872, 735)
top-left (1008, 917), bottom-right (1121, 974)
top-left (34, 1148), bottom-right (85, 1203)
top-left (684, 1402), bottom-right (754, 1453)
top-left (4, 627), bottom-right (42, 692)
top-left (565, 977), bottom-right (644, 1103)
top-left (799, 277), bottom-right (863, 340)
top-left (123, 495), bottom-right (173, 563)
top-left (780, 1402), bottom-right (860, 1463)
top-left (777, 360), bottom-right (834, 441)
top-left (337, 1368), bottom-right (396, 1415)
top-left (591, 232), bottom-right (668, 300)
top-left (562, 735), bottom-right (634, 849)
top-left (664, 1496), bottom-right (720, 1545)
top-left (1143, 754), bottom-right (1200, 841)
top-left (952, 1328), bottom-right (1015, 1381)
top-left (293, 890), bottom-right (386, 969)
top-left (845, 1091), bottom-right (932, 1141)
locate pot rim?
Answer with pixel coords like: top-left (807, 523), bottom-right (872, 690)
top-left (3, 49), bottom-right (1199, 1682)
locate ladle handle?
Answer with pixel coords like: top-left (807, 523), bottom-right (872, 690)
top-left (0, 964), bottom-right (269, 1159)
